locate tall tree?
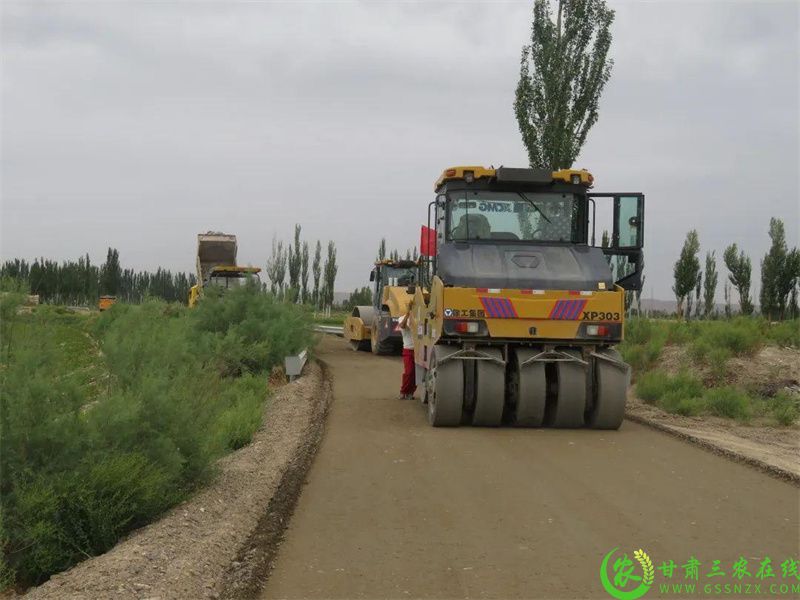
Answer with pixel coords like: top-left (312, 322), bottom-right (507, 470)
top-left (782, 249), bottom-right (800, 319)
top-left (693, 270), bottom-right (703, 319)
top-left (760, 217), bottom-right (800, 320)
top-left (265, 236), bottom-right (287, 296)
top-left (672, 230), bottom-right (700, 319)
top-left (287, 224), bottom-right (302, 300)
top-left (515, 0), bottom-right (615, 170)
top-left (760, 217), bottom-right (786, 320)
top-left (312, 240), bottom-right (322, 307)
top-left (377, 238), bottom-right (387, 261)
top-left (300, 241), bottom-right (310, 304)
top-left (723, 243), bottom-right (753, 315)
top-left (723, 281), bottom-right (732, 319)
top-left (703, 251), bottom-right (718, 317)
top-left (100, 247), bottom-right (122, 295)
top-left (344, 286), bottom-right (372, 311)
top-left (322, 241), bottom-right (338, 308)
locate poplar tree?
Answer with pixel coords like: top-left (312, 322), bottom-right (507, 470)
top-left (515, 0), bottom-right (615, 170)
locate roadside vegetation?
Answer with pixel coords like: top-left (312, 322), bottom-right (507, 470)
top-left (0, 284), bottom-right (312, 589)
top-left (621, 317), bottom-right (799, 425)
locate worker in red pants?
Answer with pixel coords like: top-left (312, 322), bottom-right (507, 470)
top-left (398, 307), bottom-right (416, 399)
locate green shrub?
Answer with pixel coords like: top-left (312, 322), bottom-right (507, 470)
top-left (703, 386), bottom-right (752, 422)
top-left (635, 370), bottom-right (671, 403)
top-left (1, 285), bottom-right (312, 586)
top-left (660, 391), bottom-right (704, 416)
top-left (708, 319), bottom-right (762, 355)
top-left (620, 319), bottom-right (667, 375)
top-left (771, 390), bottom-right (799, 426)
top-left (666, 321), bottom-right (696, 345)
top-left (635, 370), bottom-right (703, 401)
top-left (211, 374), bottom-right (267, 451)
top-left (706, 347), bottom-right (732, 382)
top-left (766, 320), bottom-right (800, 348)
top-left (688, 338), bottom-right (712, 361)
top-left (625, 317), bottom-right (659, 346)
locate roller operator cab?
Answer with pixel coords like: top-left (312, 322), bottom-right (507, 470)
top-left (344, 259), bottom-right (421, 354)
top-left (411, 166), bottom-right (645, 429)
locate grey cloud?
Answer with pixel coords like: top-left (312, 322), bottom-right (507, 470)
top-left (1, 0), bottom-right (797, 300)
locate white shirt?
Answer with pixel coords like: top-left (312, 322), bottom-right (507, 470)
top-left (401, 327), bottom-right (414, 349)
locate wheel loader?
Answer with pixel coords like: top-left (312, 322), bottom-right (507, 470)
top-left (344, 259), bottom-right (420, 354)
top-left (188, 232), bottom-right (262, 307)
top-left (411, 166), bottom-right (644, 429)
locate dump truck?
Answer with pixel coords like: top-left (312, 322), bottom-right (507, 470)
top-left (411, 166), bottom-right (644, 429)
top-left (188, 232), bottom-right (262, 307)
top-left (344, 259), bottom-right (420, 354)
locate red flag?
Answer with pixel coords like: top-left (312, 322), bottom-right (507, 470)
top-left (420, 225), bottom-right (437, 257)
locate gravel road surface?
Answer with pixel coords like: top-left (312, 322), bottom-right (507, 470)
top-left (261, 336), bottom-right (799, 599)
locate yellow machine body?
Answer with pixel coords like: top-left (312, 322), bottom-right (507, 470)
top-left (98, 295), bottom-right (117, 311)
top-left (344, 259), bottom-right (423, 353)
top-left (409, 165), bottom-right (644, 429)
top-left (412, 278), bottom-right (624, 370)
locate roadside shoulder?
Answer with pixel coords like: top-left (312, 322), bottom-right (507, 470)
top-left (626, 396), bottom-right (799, 485)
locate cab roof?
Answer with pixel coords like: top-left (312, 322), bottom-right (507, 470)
top-left (434, 166), bottom-right (593, 190)
top-left (374, 259), bottom-right (418, 269)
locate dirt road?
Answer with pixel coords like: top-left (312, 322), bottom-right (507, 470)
top-left (261, 336), bottom-right (799, 599)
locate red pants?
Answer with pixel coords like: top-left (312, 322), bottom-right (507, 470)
top-left (401, 349), bottom-right (417, 395)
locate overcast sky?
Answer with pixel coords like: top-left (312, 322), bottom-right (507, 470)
top-left (1, 0), bottom-right (798, 300)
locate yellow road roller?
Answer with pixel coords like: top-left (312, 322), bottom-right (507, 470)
top-left (345, 259), bottom-right (420, 354)
top-left (411, 166), bottom-right (644, 429)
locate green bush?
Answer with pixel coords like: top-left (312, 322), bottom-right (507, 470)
top-left (635, 370), bottom-right (703, 403)
top-left (704, 319), bottom-right (762, 355)
top-left (706, 347), bottom-right (732, 381)
top-left (660, 391), bottom-right (705, 416)
top-left (634, 370), bottom-right (671, 403)
top-left (703, 386), bottom-right (752, 422)
top-left (766, 319), bottom-right (800, 348)
top-left (620, 319), bottom-right (667, 375)
top-left (666, 320), bottom-right (697, 345)
top-left (624, 317), bottom-right (659, 346)
top-left (1, 285), bottom-right (312, 586)
top-left (771, 390), bottom-right (799, 426)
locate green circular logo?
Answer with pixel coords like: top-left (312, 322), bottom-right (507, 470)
top-left (600, 547), bottom-right (654, 600)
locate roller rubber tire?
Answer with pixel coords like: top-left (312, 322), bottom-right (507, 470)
top-left (512, 348), bottom-right (546, 427)
top-left (471, 347), bottom-right (505, 426)
top-left (547, 350), bottom-right (586, 428)
top-left (587, 348), bottom-right (629, 430)
top-left (427, 346), bottom-right (463, 427)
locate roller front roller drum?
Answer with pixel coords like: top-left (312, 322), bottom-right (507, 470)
top-left (587, 348), bottom-right (629, 430)
top-left (427, 346), bottom-right (464, 427)
top-left (545, 350), bottom-right (587, 428)
top-left (422, 344), bottom-right (630, 429)
top-left (511, 348), bottom-right (547, 427)
top-left (471, 347), bottom-right (505, 427)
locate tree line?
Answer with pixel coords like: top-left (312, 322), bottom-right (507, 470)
top-left (263, 224), bottom-right (338, 309)
top-left (673, 217), bottom-right (799, 320)
top-left (1, 224), bottom-right (342, 309)
top-left (0, 249), bottom-right (194, 305)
